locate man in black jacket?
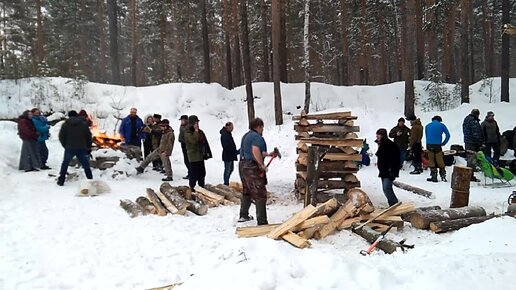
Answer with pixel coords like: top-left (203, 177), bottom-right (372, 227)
top-left (375, 128), bottom-right (400, 206)
top-left (220, 122), bottom-right (238, 185)
top-left (57, 110), bottom-right (93, 186)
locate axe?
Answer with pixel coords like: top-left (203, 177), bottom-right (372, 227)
top-left (260, 147), bottom-right (281, 176)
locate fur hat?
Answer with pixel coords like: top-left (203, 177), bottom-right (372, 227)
top-left (153, 114), bottom-right (162, 120)
top-left (179, 115), bottom-right (188, 121)
top-left (398, 117), bottom-right (405, 123)
top-left (471, 109), bottom-right (480, 117)
top-left (68, 110), bottom-right (78, 117)
top-left (376, 128), bottom-right (388, 137)
top-left (432, 115), bottom-right (442, 122)
top-left (188, 115), bottom-right (200, 125)
top-left (160, 119), bottom-right (170, 125)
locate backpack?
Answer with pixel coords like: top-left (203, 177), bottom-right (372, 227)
top-left (444, 154), bottom-right (455, 166)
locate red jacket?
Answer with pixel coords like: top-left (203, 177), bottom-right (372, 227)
top-left (18, 115), bottom-right (38, 141)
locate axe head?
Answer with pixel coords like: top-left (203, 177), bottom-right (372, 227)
top-left (272, 147), bottom-right (282, 159)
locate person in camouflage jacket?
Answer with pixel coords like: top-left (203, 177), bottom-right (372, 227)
top-left (136, 119), bottom-right (175, 181)
top-left (462, 109), bottom-right (483, 181)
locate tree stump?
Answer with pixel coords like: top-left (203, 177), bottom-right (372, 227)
top-left (410, 206), bottom-right (486, 229)
top-left (450, 165), bottom-right (472, 208)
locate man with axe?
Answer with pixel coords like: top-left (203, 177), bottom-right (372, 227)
top-left (238, 117), bottom-right (281, 225)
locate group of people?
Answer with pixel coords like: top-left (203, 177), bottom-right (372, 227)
top-left (375, 110), bottom-right (507, 206)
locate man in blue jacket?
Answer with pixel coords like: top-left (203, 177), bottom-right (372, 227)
top-left (425, 115), bottom-right (450, 182)
top-left (31, 108), bottom-right (51, 169)
top-left (462, 109), bottom-right (483, 181)
top-left (119, 107), bottom-right (145, 148)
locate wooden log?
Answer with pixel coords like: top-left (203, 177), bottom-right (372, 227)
top-left (292, 215), bottom-right (330, 232)
top-left (298, 226), bottom-right (321, 240)
top-left (155, 189), bottom-right (183, 215)
top-left (119, 199), bottom-right (145, 218)
top-left (294, 124), bottom-right (360, 133)
top-left (368, 223), bottom-right (398, 233)
top-left (311, 197), bottom-right (340, 217)
top-left (341, 132), bottom-right (359, 140)
top-left (298, 152), bottom-right (362, 164)
top-left (410, 206), bottom-right (487, 230)
top-left (296, 142), bottom-right (309, 153)
top-left (299, 138), bottom-right (363, 147)
top-left (400, 206), bottom-right (442, 221)
top-left (337, 216), bottom-right (362, 230)
top-left (236, 216), bottom-right (330, 238)
top-left (338, 146), bottom-right (356, 154)
top-left (292, 111), bottom-right (353, 120)
top-left (298, 118), bottom-right (310, 126)
top-left (362, 203), bottom-right (416, 219)
top-left (146, 188), bottom-right (169, 216)
top-left (194, 194), bottom-right (218, 208)
top-left (296, 132), bottom-right (311, 138)
top-left (268, 205), bottom-right (318, 239)
top-left (135, 196), bottom-right (157, 215)
top-left (339, 119), bottom-right (355, 126)
top-left (305, 146), bottom-right (322, 206)
top-left (296, 161), bottom-right (357, 172)
top-left (429, 216), bottom-right (496, 233)
top-left (296, 168), bottom-right (358, 178)
top-left (229, 181), bottom-right (243, 193)
top-left (176, 186), bottom-right (193, 200)
top-left (392, 181), bottom-right (434, 198)
top-left (281, 231), bottom-right (311, 249)
top-left (352, 223), bottom-right (406, 254)
top-left (159, 184), bottom-right (190, 215)
top-left (205, 184), bottom-right (240, 204)
top-left (186, 200), bottom-right (209, 216)
top-left (450, 165), bottom-right (472, 208)
top-left (194, 186), bottom-right (226, 206)
top-left (354, 202), bottom-right (402, 230)
top-left (216, 184), bottom-right (243, 199)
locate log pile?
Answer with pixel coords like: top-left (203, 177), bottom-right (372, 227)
top-left (292, 111), bottom-right (363, 205)
top-left (407, 206), bottom-right (491, 233)
top-left (236, 188), bottom-right (417, 251)
top-left (119, 183), bottom-right (241, 218)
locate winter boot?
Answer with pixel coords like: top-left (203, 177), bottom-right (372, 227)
top-left (182, 175), bottom-right (189, 180)
top-left (410, 166), bottom-right (422, 175)
top-left (135, 166), bottom-right (144, 174)
top-left (439, 169), bottom-right (447, 182)
top-left (255, 199), bottom-right (269, 225)
top-left (237, 215), bottom-right (254, 222)
top-left (57, 176), bottom-right (65, 186)
top-left (238, 195), bottom-right (253, 222)
top-left (426, 169), bottom-right (438, 182)
top-left (162, 176), bottom-right (173, 182)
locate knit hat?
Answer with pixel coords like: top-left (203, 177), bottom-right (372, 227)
top-left (432, 115), bottom-right (442, 122)
top-left (68, 110), bottom-right (78, 117)
top-left (487, 111), bottom-right (495, 117)
top-left (471, 109), bottom-right (480, 117)
top-left (153, 114), bottom-right (162, 120)
top-left (179, 115), bottom-right (188, 120)
top-left (398, 117), bottom-right (405, 123)
top-left (160, 119), bottom-right (170, 125)
top-left (376, 128), bottom-right (388, 137)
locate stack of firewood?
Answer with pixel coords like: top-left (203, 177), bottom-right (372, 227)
top-left (119, 183), bottom-right (242, 218)
top-left (293, 111), bottom-right (363, 204)
top-left (236, 188), bottom-right (417, 251)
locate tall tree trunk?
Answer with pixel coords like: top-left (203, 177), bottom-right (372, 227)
top-left (171, 3), bottom-right (183, 81)
top-left (426, 0), bottom-right (438, 73)
top-left (223, 0), bottom-right (233, 89)
top-left (97, 0), bottom-right (107, 81)
top-left (415, 0), bottom-right (424, 79)
top-left (339, 0), bottom-right (349, 85)
top-left (260, 0), bottom-right (270, 82)
top-left (359, 0), bottom-right (368, 84)
top-left (35, 0), bottom-right (44, 66)
top-left (391, 0), bottom-right (402, 81)
top-left (231, 0), bottom-right (242, 86)
top-left (403, 0), bottom-right (415, 117)
top-left (443, 3), bottom-right (456, 83)
top-left (272, 0), bottom-right (283, 125)
top-left (130, 0), bottom-right (142, 86)
top-left (303, 0), bottom-right (311, 113)
top-left (482, 0), bottom-right (492, 77)
top-left (460, 0), bottom-right (471, 103)
top-left (201, 0), bottom-right (211, 83)
top-left (379, 9), bottom-right (388, 84)
top-left (106, 0), bottom-right (120, 84)
top-left (468, 4), bottom-right (475, 83)
top-left (279, 0), bottom-right (288, 82)
top-left (500, 0), bottom-right (510, 102)
top-left (159, 4), bottom-right (167, 81)
top-left (79, 0), bottom-right (91, 78)
top-left (239, 0), bottom-right (255, 122)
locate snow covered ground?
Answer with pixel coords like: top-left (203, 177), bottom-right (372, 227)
top-left (1, 78), bottom-right (516, 290)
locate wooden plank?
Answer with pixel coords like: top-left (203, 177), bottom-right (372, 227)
top-left (299, 152), bottom-right (362, 162)
top-left (146, 188), bottom-right (168, 216)
top-left (292, 111), bottom-right (353, 120)
top-left (294, 124), bottom-right (360, 133)
top-left (354, 202), bottom-right (402, 230)
top-left (267, 205), bottom-right (318, 239)
top-left (281, 231), bottom-right (311, 249)
top-left (236, 224), bottom-right (281, 238)
top-left (362, 203), bottom-right (417, 219)
top-left (292, 215), bottom-right (330, 232)
top-left (299, 138), bottom-right (363, 147)
top-left (194, 186), bottom-right (225, 205)
top-left (337, 216), bottom-right (363, 230)
top-left (393, 181), bottom-right (434, 198)
top-left (314, 202), bottom-right (358, 240)
top-left (296, 162), bottom-right (358, 173)
top-left (317, 180), bottom-right (361, 190)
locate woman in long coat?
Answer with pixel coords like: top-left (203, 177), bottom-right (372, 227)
top-left (18, 110), bottom-right (42, 171)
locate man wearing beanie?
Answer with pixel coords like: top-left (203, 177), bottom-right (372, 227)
top-left (375, 128), bottom-right (400, 206)
top-left (184, 115), bottom-right (212, 190)
top-left (462, 109), bottom-right (483, 181)
top-left (389, 117), bottom-right (411, 168)
top-left (425, 115), bottom-right (451, 182)
top-left (481, 111), bottom-right (501, 162)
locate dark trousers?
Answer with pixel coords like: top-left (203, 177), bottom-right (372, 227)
top-left (38, 140), bottom-right (49, 166)
top-left (143, 139), bottom-right (153, 158)
top-left (189, 161), bottom-right (206, 190)
top-left (411, 143), bottom-right (422, 169)
top-left (381, 177), bottom-right (399, 206)
top-left (223, 160), bottom-right (234, 185)
top-left (399, 148), bottom-right (407, 168)
top-left (483, 142), bottom-right (501, 162)
top-left (59, 149), bottom-right (93, 181)
top-left (181, 142), bottom-right (190, 174)
top-left (465, 143), bottom-right (480, 173)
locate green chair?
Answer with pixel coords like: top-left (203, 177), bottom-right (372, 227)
top-left (475, 151), bottom-right (514, 186)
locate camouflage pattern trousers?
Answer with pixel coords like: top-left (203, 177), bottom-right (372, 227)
top-left (238, 160), bottom-right (267, 202)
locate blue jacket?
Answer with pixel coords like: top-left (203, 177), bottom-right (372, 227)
top-left (462, 114), bottom-right (483, 145)
top-left (425, 120), bottom-right (450, 146)
top-left (119, 115), bottom-right (145, 144)
top-left (32, 115), bottom-right (50, 141)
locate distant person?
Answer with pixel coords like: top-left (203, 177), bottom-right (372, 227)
top-left (375, 128), bottom-right (400, 206)
top-left (136, 119), bottom-right (175, 181)
top-left (425, 115), bottom-right (450, 182)
top-left (31, 108), bottom-right (51, 169)
top-left (389, 117), bottom-right (410, 168)
top-left (220, 121), bottom-right (239, 185)
top-left (78, 109), bottom-right (93, 127)
top-left (462, 109), bottom-right (483, 182)
top-left (57, 110), bottom-right (93, 186)
top-left (185, 115), bottom-right (212, 190)
top-left (119, 107), bottom-right (144, 147)
top-left (142, 115), bottom-right (155, 159)
top-left (407, 115), bottom-right (423, 175)
top-left (481, 111), bottom-right (501, 162)
top-left (178, 115), bottom-right (190, 179)
top-left (18, 110), bottom-right (42, 172)
top-left (150, 114), bottom-right (163, 171)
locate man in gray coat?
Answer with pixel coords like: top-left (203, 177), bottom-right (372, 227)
top-left (481, 111), bottom-right (501, 162)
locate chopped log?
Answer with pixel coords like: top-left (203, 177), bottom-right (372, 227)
top-left (318, 180), bottom-right (361, 190)
top-left (229, 181), bottom-right (243, 193)
top-left (298, 152), bottom-right (362, 164)
top-left (155, 189), bottom-right (183, 215)
top-left (268, 205), bottom-right (318, 239)
top-left (339, 119), bottom-right (354, 126)
top-left (429, 216), bottom-right (496, 233)
top-left (281, 231), bottom-right (311, 249)
top-left (296, 161), bottom-right (357, 172)
top-left (296, 132), bottom-right (311, 138)
top-left (176, 186), bottom-right (193, 200)
top-left (401, 206), bottom-right (442, 221)
top-left (392, 181), bottom-right (434, 198)
top-left (352, 223), bottom-right (406, 254)
top-left (450, 165), bottom-right (472, 208)
top-left (119, 199), bottom-right (145, 218)
top-left (296, 142), bottom-right (309, 153)
top-left (236, 224), bottom-right (281, 238)
top-left (146, 188), bottom-right (168, 216)
top-left (292, 215), bottom-right (330, 232)
top-left (299, 138), bottom-right (363, 147)
top-left (362, 203), bottom-right (416, 219)
top-left (305, 146), bottom-right (321, 206)
top-left (186, 200), bottom-right (209, 216)
top-left (343, 174), bottom-right (359, 183)
top-left (292, 111), bottom-right (352, 120)
top-left (194, 186), bottom-right (226, 206)
top-left (160, 183), bottom-right (190, 213)
top-left (410, 206), bottom-right (487, 230)
top-left (312, 192), bottom-right (348, 204)
top-left (348, 188), bottom-right (375, 214)
top-left (135, 196), bottom-right (157, 215)
top-left (368, 223), bottom-right (398, 233)
top-left (338, 146), bottom-right (356, 154)
top-left (194, 194), bottom-right (218, 208)
top-left (337, 217), bottom-right (363, 230)
top-left (311, 197), bottom-right (339, 217)
top-left (354, 202), bottom-right (402, 230)
top-left (296, 164), bottom-right (358, 174)
top-left (205, 184), bottom-right (240, 204)
top-left (298, 118), bottom-right (310, 126)
top-left (215, 184), bottom-right (243, 199)
top-left (341, 132), bottom-right (359, 140)
top-left (294, 124), bottom-right (360, 133)
top-left (297, 226), bottom-right (321, 240)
